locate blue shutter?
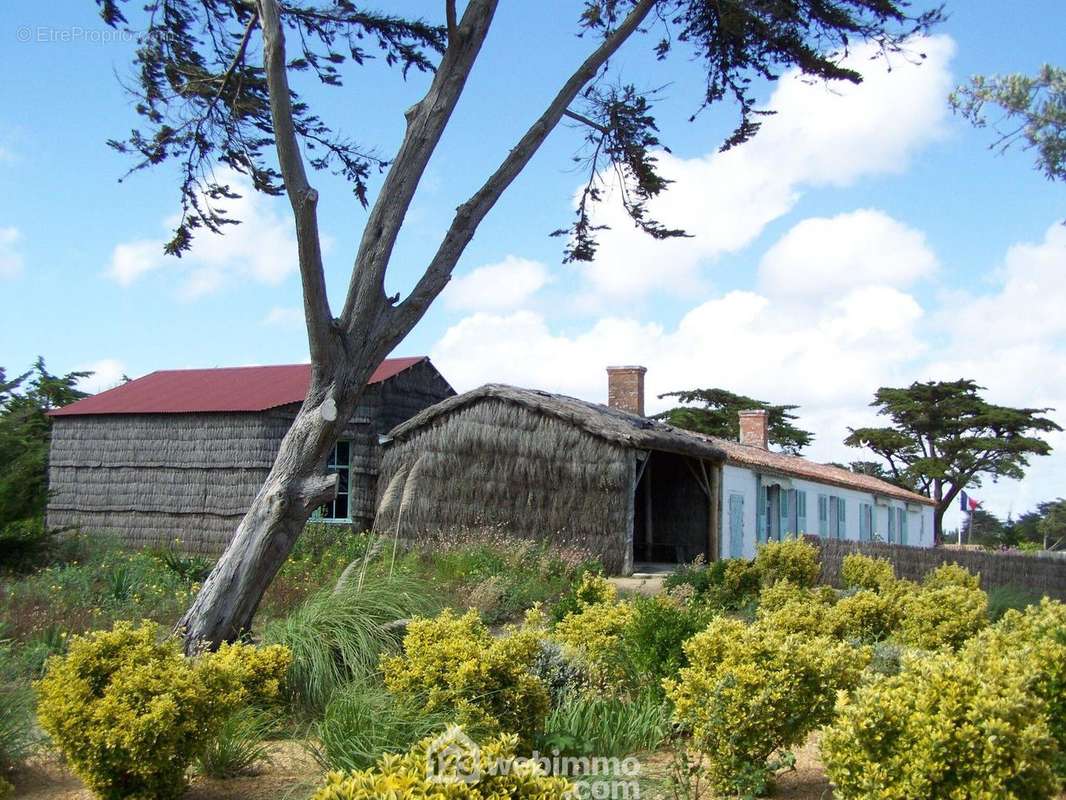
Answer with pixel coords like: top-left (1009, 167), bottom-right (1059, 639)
top-left (729, 493), bottom-right (745, 559)
top-left (780, 489), bottom-right (790, 539)
top-left (859, 504), bottom-right (869, 541)
top-left (887, 506), bottom-right (896, 544)
top-left (818, 495), bottom-right (828, 537)
top-left (899, 509), bottom-right (908, 545)
top-left (797, 491), bottom-right (807, 534)
top-left (837, 497), bottom-right (846, 539)
top-left (755, 476), bottom-right (766, 544)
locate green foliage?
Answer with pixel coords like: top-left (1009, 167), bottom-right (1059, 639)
top-left (382, 609), bottom-right (549, 747)
top-left (665, 617), bottom-right (867, 797)
top-left (540, 691), bottom-right (670, 758)
top-left (755, 580), bottom-right (835, 637)
top-left (194, 707), bottom-right (274, 779)
top-left (951, 64), bottom-right (1066, 182)
top-left (753, 537), bottom-right (821, 587)
top-left (822, 648), bottom-right (1060, 799)
top-left (553, 588), bottom-right (636, 693)
top-left (34, 620), bottom-right (290, 800)
top-left (528, 640), bottom-right (588, 708)
top-left (0, 360), bottom-right (90, 569)
top-left (923, 562), bottom-right (981, 591)
top-left (840, 553), bottom-right (896, 591)
top-left (655, 387), bottom-right (813, 454)
top-left (898, 583), bottom-right (988, 650)
top-left (964, 599), bottom-right (1066, 777)
top-left (309, 727), bottom-right (571, 800)
top-left (310, 681), bottom-right (453, 773)
top-left (0, 641), bottom-right (36, 775)
top-left (662, 557), bottom-right (760, 611)
top-left (623, 592), bottom-right (716, 692)
top-left (830, 588), bottom-right (903, 643)
top-left (987, 584), bottom-right (1042, 622)
top-left (846, 379), bottom-right (1061, 540)
top-left (263, 573), bottom-right (437, 713)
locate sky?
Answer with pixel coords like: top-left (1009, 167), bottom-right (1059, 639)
top-left (1, 1), bottom-right (1064, 533)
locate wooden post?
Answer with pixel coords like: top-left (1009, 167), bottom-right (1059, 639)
top-left (708, 461), bottom-right (721, 561)
top-left (643, 458), bottom-right (654, 554)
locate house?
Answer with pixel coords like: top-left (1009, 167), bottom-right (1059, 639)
top-left (47, 357), bottom-right (454, 551)
top-left (373, 366), bottom-right (935, 574)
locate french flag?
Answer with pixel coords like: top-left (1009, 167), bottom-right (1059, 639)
top-left (959, 491), bottom-right (981, 512)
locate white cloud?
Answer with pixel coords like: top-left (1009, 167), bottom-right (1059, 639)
top-left (76, 358), bottom-right (127, 394)
top-left (444, 256), bottom-right (552, 311)
top-left (577, 35), bottom-right (955, 302)
top-left (0, 226), bottom-right (24, 279)
top-left (759, 209), bottom-right (938, 298)
top-left (262, 306), bottom-right (305, 327)
top-left (105, 170), bottom-right (298, 297)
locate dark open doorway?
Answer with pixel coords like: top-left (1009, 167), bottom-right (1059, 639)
top-left (632, 451), bottom-right (711, 566)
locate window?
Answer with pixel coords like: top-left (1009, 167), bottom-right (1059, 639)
top-left (319, 440), bottom-right (351, 521)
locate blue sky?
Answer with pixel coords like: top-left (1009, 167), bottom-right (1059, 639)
top-left (1, 1), bottom-right (1064, 530)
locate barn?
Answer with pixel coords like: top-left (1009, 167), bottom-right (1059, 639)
top-left (373, 366), bottom-right (936, 574)
top-left (47, 357), bottom-right (453, 551)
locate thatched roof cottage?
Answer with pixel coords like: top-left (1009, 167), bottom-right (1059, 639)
top-left (47, 357), bottom-right (453, 551)
top-left (373, 367), bottom-right (935, 574)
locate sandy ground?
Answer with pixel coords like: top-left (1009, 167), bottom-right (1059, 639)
top-left (609, 575), bottom-right (665, 596)
top-left (9, 741), bottom-right (322, 800)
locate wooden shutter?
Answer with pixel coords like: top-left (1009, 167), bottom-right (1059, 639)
top-left (756, 476), bottom-right (766, 544)
top-left (797, 491), bottom-right (807, 534)
top-left (729, 493), bottom-right (745, 559)
top-left (887, 506), bottom-right (896, 544)
top-left (900, 509), bottom-right (908, 545)
top-left (836, 497), bottom-right (846, 539)
top-left (818, 495), bottom-right (828, 537)
top-left (780, 489), bottom-right (791, 538)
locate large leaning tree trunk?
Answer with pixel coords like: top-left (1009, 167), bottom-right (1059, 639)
top-left (99, 0), bottom-right (944, 651)
top-left (177, 0), bottom-right (658, 650)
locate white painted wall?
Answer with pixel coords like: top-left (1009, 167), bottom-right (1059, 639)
top-left (719, 463), bottom-right (935, 560)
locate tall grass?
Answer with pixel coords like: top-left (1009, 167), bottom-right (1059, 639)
top-left (195, 707), bottom-right (274, 778)
top-left (0, 641), bottom-right (36, 773)
top-left (263, 572), bottom-right (438, 712)
top-left (541, 692), bottom-right (671, 758)
top-left (309, 681), bottom-right (454, 772)
top-left (987, 584), bottom-right (1043, 622)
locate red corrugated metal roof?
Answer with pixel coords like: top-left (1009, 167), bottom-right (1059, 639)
top-left (50, 357), bottom-right (427, 416)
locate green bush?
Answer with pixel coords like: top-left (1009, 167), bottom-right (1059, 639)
top-left (623, 593), bottom-right (716, 692)
top-left (194, 707), bottom-right (274, 778)
top-left (382, 609), bottom-right (549, 747)
top-left (665, 617), bottom-right (866, 797)
top-left (0, 517), bottom-right (55, 572)
top-left (898, 583), bottom-right (988, 650)
top-left (553, 579), bottom-right (636, 693)
top-left (840, 553), bottom-right (896, 591)
top-left (309, 727), bottom-right (571, 800)
top-left (263, 573), bottom-right (437, 712)
top-left (0, 641), bottom-right (35, 776)
top-left (964, 598), bottom-right (1066, 777)
top-left (822, 649), bottom-right (1060, 799)
top-left (311, 681), bottom-right (453, 772)
top-left (923, 562), bottom-right (981, 591)
top-left (663, 557), bottom-right (760, 611)
top-left (540, 691), bottom-right (670, 758)
top-left (754, 538), bottom-right (821, 587)
top-left (528, 640), bottom-right (588, 707)
top-left (755, 581), bottom-right (834, 637)
top-left (34, 621), bottom-right (290, 800)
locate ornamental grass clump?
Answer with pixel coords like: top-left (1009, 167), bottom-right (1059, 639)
top-left (665, 617), bottom-right (867, 797)
top-left (34, 620), bottom-right (290, 800)
top-left (381, 608), bottom-right (549, 747)
top-left (822, 648), bottom-right (1060, 799)
top-left (310, 727), bottom-right (571, 800)
top-left (753, 537), bottom-right (821, 587)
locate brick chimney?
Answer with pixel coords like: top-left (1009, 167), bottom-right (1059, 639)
top-left (607, 366), bottom-right (647, 416)
top-left (738, 409), bottom-right (769, 449)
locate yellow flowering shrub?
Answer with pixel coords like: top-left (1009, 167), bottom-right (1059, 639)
top-left (665, 617), bottom-right (866, 797)
top-left (898, 583), bottom-right (988, 650)
top-left (310, 727), bottom-right (571, 800)
top-left (754, 538), bottom-right (821, 587)
top-left (755, 581), bottom-right (834, 637)
top-left (923, 562), bottom-right (981, 591)
top-left (553, 595), bottom-right (636, 692)
top-left (34, 621), bottom-right (290, 800)
top-left (963, 598), bottom-right (1066, 777)
top-left (381, 609), bottom-right (548, 746)
top-left (822, 649), bottom-right (1060, 799)
top-left (840, 554), bottom-right (896, 591)
top-left (0, 777), bottom-right (11, 800)
top-left (829, 589), bottom-right (903, 643)
top-left (572, 572), bottom-right (618, 606)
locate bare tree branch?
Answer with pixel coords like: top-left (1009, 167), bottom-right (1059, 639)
top-left (390, 0), bottom-right (657, 336)
top-left (259, 0), bottom-right (333, 364)
top-left (338, 0), bottom-right (499, 339)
